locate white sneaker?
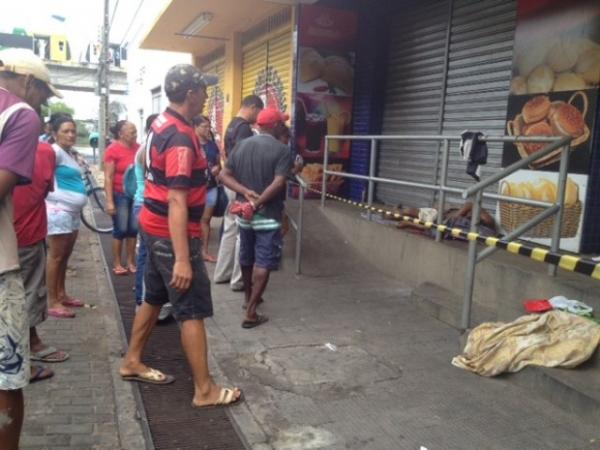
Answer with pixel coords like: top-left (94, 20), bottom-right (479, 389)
top-left (158, 303), bottom-right (172, 321)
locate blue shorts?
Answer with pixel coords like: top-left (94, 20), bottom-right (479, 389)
top-left (206, 187), bottom-right (217, 209)
top-left (112, 192), bottom-right (138, 240)
top-left (239, 228), bottom-right (283, 271)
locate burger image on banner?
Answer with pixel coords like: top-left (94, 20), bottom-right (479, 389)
top-left (506, 91), bottom-right (590, 169)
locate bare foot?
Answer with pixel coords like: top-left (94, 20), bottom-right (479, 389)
top-left (203, 254), bottom-right (217, 263)
top-left (119, 361), bottom-right (150, 378)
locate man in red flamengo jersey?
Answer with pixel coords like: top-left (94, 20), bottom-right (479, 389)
top-left (119, 64), bottom-right (243, 408)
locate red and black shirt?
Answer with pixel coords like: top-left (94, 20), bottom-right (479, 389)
top-left (139, 108), bottom-right (207, 238)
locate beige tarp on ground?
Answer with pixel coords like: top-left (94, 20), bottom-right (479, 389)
top-left (452, 310), bottom-right (600, 377)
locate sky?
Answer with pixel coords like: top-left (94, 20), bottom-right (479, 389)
top-left (0, 0), bottom-right (144, 61)
top-left (0, 0), bottom-right (168, 120)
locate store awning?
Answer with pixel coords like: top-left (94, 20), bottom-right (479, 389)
top-left (140, 0), bottom-right (289, 57)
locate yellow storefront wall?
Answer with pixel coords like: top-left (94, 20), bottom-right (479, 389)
top-left (241, 29), bottom-right (292, 114)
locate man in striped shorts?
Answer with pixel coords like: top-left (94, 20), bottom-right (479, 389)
top-left (220, 108), bottom-right (293, 329)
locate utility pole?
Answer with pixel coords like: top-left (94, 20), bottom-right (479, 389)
top-left (98, 0), bottom-right (110, 168)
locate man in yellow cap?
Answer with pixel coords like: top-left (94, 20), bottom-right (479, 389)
top-left (0, 48), bottom-right (60, 450)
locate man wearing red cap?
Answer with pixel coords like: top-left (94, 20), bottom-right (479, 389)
top-left (220, 108), bottom-right (293, 328)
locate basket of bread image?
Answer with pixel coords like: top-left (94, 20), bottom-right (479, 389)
top-left (511, 37), bottom-right (600, 94)
top-left (506, 91), bottom-right (589, 169)
top-left (499, 177), bottom-right (581, 238)
top-left (291, 163), bottom-right (345, 199)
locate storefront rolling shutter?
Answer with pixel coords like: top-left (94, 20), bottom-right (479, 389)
top-left (377, 0), bottom-right (449, 208)
top-left (440, 0), bottom-right (516, 210)
top-left (202, 56), bottom-right (226, 142)
top-left (242, 42), bottom-right (268, 100)
top-left (266, 32), bottom-right (292, 113)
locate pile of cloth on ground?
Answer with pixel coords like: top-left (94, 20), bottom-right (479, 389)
top-left (452, 309), bottom-right (600, 377)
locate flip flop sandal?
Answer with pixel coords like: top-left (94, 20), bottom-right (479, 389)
top-left (48, 307), bottom-right (76, 319)
top-left (30, 365), bottom-right (54, 383)
top-left (191, 387), bottom-right (244, 409)
top-left (242, 314), bottom-right (269, 329)
top-left (62, 298), bottom-right (85, 308)
top-left (113, 267), bottom-right (129, 276)
top-left (31, 346), bottom-right (70, 363)
top-left (121, 368), bottom-right (175, 385)
top-left (128, 265), bottom-right (137, 274)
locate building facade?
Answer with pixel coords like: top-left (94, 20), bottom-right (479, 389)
top-left (141, 0), bottom-right (600, 253)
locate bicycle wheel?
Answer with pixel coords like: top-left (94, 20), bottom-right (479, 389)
top-left (81, 187), bottom-right (113, 234)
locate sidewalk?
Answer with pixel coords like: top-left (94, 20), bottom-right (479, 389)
top-left (21, 226), bottom-right (148, 450)
top-left (204, 203), bottom-right (600, 450)
top-left (19, 202), bottom-right (600, 449)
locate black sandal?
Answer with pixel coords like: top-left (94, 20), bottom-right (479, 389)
top-left (242, 314), bottom-right (269, 329)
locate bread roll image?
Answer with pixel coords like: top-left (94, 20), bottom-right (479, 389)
top-left (511, 76), bottom-right (528, 95)
top-left (299, 48), bottom-right (324, 83)
top-left (321, 55), bottom-right (354, 94)
top-left (546, 38), bottom-right (581, 72)
top-left (527, 65), bottom-right (554, 94)
top-left (553, 72), bottom-right (587, 92)
top-left (532, 178), bottom-right (557, 203)
top-left (522, 95), bottom-right (551, 124)
top-left (516, 39), bottom-right (557, 78)
top-left (549, 103), bottom-right (585, 138)
top-left (565, 178), bottom-right (579, 205)
top-left (575, 48), bottom-right (600, 85)
top-left (523, 121), bottom-right (554, 155)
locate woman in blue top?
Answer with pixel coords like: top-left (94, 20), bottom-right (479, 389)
top-left (45, 115), bottom-right (87, 318)
top-left (193, 115), bottom-right (221, 262)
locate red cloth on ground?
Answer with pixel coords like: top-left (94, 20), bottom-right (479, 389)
top-left (13, 142), bottom-right (56, 247)
top-left (104, 141), bottom-right (139, 193)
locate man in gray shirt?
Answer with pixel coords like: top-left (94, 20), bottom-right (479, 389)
top-left (220, 108), bottom-right (293, 329)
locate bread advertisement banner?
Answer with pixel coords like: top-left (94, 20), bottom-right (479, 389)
top-left (295, 5), bottom-right (357, 160)
top-left (502, 0), bottom-right (600, 174)
top-left (496, 171), bottom-right (588, 252)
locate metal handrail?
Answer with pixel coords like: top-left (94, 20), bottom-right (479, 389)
top-left (285, 174), bottom-right (307, 275)
top-left (320, 133), bottom-right (573, 330)
top-left (463, 135), bottom-right (572, 198)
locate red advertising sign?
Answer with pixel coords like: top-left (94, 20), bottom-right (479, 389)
top-left (298, 5), bottom-right (358, 52)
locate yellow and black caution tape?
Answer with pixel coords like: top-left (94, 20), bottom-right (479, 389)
top-left (311, 187), bottom-right (600, 281)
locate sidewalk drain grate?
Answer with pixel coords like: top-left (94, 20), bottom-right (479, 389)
top-left (99, 233), bottom-right (245, 450)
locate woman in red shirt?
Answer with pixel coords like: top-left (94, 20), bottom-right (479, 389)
top-left (104, 120), bottom-right (140, 275)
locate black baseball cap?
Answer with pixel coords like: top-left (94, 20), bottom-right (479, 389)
top-left (164, 64), bottom-right (218, 96)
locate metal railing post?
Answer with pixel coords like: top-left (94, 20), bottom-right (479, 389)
top-left (367, 138), bottom-right (377, 220)
top-left (548, 144), bottom-right (570, 276)
top-left (461, 190), bottom-right (483, 331)
top-left (436, 139), bottom-right (450, 242)
top-left (321, 137), bottom-right (329, 208)
top-left (295, 182), bottom-right (304, 275)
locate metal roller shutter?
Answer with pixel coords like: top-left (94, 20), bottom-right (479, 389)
top-left (242, 32), bottom-right (292, 113)
top-left (440, 0), bottom-right (516, 209)
top-left (202, 55), bottom-right (226, 141)
top-left (266, 32), bottom-right (291, 112)
top-left (377, 0), bottom-right (450, 208)
top-left (242, 42), bottom-right (268, 100)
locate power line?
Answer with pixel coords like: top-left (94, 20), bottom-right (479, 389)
top-left (119, 0), bottom-right (146, 47)
top-left (110, 0), bottom-right (120, 29)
